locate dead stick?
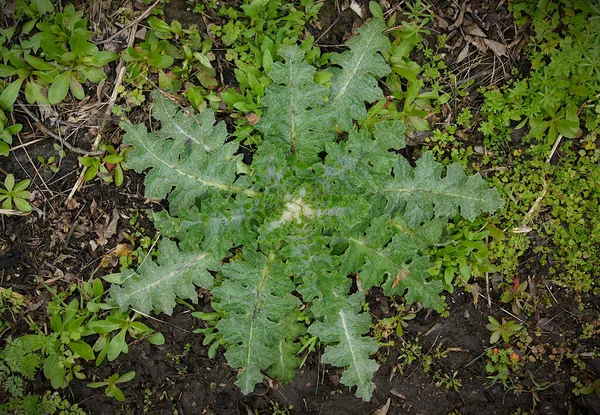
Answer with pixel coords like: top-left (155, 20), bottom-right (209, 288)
top-left (17, 104), bottom-right (103, 156)
top-left (96, 0), bottom-right (162, 45)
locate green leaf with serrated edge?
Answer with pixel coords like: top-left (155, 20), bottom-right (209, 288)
top-left (108, 239), bottom-right (217, 315)
top-left (282, 237), bottom-right (348, 303)
top-left (340, 215), bottom-right (447, 310)
top-left (319, 124), bottom-right (403, 194)
top-left (213, 250), bottom-right (303, 393)
top-left (122, 92), bottom-right (254, 215)
top-left (309, 293), bottom-right (379, 400)
top-left (150, 192), bottom-right (256, 255)
top-left (257, 46), bottom-right (334, 167)
top-left (329, 19), bottom-right (391, 130)
top-left (384, 152), bottom-right (504, 224)
top-left (382, 255), bottom-right (445, 311)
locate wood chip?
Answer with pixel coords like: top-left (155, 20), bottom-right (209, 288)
top-left (483, 38), bottom-right (509, 57)
top-left (373, 398), bottom-right (391, 415)
top-left (436, 16), bottom-right (450, 30)
top-left (464, 22), bottom-right (487, 38)
top-left (349, 0), bottom-right (364, 19)
top-left (457, 43), bottom-right (470, 63)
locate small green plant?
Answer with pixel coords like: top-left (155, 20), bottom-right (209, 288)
top-left (485, 347), bottom-right (522, 388)
top-left (122, 17), bottom-right (217, 110)
top-left (428, 218), bottom-right (500, 292)
top-left (480, 1), bottom-right (599, 148)
top-left (366, 1), bottom-right (450, 133)
top-left (572, 377), bottom-right (600, 396)
top-left (192, 311), bottom-right (227, 359)
top-left (88, 371), bottom-right (136, 402)
top-left (434, 370), bottom-right (462, 392)
top-left (0, 3), bottom-right (118, 108)
top-left (489, 140), bottom-right (600, 295)
top-left (37, 155), bottom-right (59, 173)
top-left (87, 309), bottom-right (164, 366)
top-left (500, 278), bottom-right (530, 315)
top-left (267, 400), bottom-right (294, 415)
top-left (0, 287), bottom-right (24, 332)
top-left (0, 390), bottom-right (85, 415)
top-left (0, 174), bottom-right (32, 213)
top-left (78, 143), bottom-right (129, 186)
top-left (372, 305), bottom-right (416, 345)
top-left (394, 338), bottom-right (424, 374)
top-left (10, 278), bottom-right (163, 389)
top-left (486, 316), bottom-right (523, 344)
top-left (0, 107), bottom-right (22, 156)
top-left (0, 336), bottom-right (43, 398)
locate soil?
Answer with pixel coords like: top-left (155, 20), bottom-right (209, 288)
top-left (1, 0), bottom-right (599, 414)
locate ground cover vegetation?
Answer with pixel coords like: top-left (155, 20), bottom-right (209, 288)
top-left (0, 0), bottom-right (599, 413)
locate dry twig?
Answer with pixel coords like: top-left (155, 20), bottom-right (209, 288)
top-left (16, 103), bottom-right (103, 156)
top-left (96, 0), bottom-right (162, 45)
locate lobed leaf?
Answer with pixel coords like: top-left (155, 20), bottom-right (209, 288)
top-left (329, 19), bottom-right (391, 130)
top-left (308, 293), bottom-right (379, 400)
top-left (108, 239), bottom-right (217, 315)
top-left (258, 46), bottom-right (333, 167)
top-left (384, 152), bottom-right (504, 224)
top-left (122, 93), bottom-right (252, 215)
top-left (213, 249), bottom-right (304, 393)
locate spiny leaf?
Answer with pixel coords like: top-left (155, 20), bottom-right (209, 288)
top-left (341, 215), bottom-right (446, 310)
top-left (213, 250), bottom-right (304, 393)
top-left (309, 293), bottom-right (379, 400)
top-left (108, 239), bottom-right (217, 315)
top-left (150, 193), bottom-right (256, 256)
top-left (258, 46), bottom-right (334, 167)
top-left (122, 93), bottom-right (253, 215)
top-left (384, 152), bottom-right (504, 224)
top-left (320, 122), bottom-right (404, 194)
top-left (329, 19), bottom-right (391, 130)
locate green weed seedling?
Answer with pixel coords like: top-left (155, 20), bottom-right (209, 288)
top-left (9, 278), bottom-right (163, 389)
top-left (88, 371), bottom-right (136, 402)
top-left (428, 218), bottom-right (500, 293)
top-left (434, 370), bottom-right (462, 392)
top-left (480, 1), bottom-right (599, 148)
top-left (122, 17), bottom-right (217, 109)
top-left (0, 390), bottom-right (85, 415)
top-left (485, 347), bottom-right (522, 388)
top-left (372, 305), bottom-right (416, 345)
top-left (572, 377), bottom-right (600, 397)
top-left (192, 311), bottom-right (227, 359)
top-left (0, 287), bottom-right (24, 332)
top-left (486, 316), bottom-right (523, 344)
top-left (365, 1), bottom-right (451, 134)
top-left (78, 143), bottom-right (129, 186)
top-left (0, 107), bottom-right (22, 157)
top-left (87, 309), bottom-right (164, 366)
top-left (0, 174), bottom-right (32, 213)
top-left (500, 279), bottom-right (530, 315)
top-left (17, 297), bottom-right (94, 389)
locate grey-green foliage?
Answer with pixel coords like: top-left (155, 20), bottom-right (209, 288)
top-left (109, 19), bottom-right (503, 400)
